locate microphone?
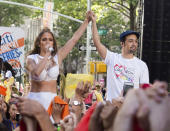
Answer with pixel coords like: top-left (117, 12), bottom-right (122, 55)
top-left (48, 47), bottom-right (54, 52)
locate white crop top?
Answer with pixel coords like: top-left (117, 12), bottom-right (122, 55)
top-left (27, 54), bottom-right (59, 81)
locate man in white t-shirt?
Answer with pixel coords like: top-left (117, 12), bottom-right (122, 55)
top-left (89, 11), bottom-right (149, 101)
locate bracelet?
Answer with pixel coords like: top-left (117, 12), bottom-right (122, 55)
top-left (72, 100), bottom-right (82, 106)
top-left (53, 123), bottom-right (59, 128)
top-left (53, 122), bottom-right (61, 131)
top-left (57, 126), bottom-right (61, 131)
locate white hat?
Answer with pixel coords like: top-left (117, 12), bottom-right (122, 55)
top-left (5, 70), bottom-right (12, 78)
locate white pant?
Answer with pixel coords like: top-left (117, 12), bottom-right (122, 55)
top-left (27, 92), bottom-right (57, 110)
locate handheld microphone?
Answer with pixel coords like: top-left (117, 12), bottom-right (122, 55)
top-left (48, 47), bottom-right (54, 52)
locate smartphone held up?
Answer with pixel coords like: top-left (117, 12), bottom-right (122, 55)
top-left (123, 82), bottom-right (134, 97)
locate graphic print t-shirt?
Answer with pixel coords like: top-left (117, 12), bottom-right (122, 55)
top-left (105, 50), bottom-right (149, 101)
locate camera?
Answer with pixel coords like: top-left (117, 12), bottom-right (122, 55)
top-left (123, 82), bottom-right (134, 96)
top-left (15, 113), bottom-right (22, 121)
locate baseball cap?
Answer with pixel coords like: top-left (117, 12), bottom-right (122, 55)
top-left (120, 30), bottom-right (140, 42)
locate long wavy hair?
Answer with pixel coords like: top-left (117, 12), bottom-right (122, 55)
top-left (29, 28), bottom-right (58, 56)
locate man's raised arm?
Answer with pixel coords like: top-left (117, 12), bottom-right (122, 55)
top-left (90, 11), bottom-right (107, 59)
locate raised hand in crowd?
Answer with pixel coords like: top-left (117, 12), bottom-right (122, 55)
top-left (89, 98), bottom-right (123, 131)
top-left (52, 100), bottom-right (64, 123)
top-left (100, 101), bottom-right (116, 131)
top-left (17, 97), bottom-right (55, 131)
top-left (100, 100), bottom-right (122, 131)
top-left (112, 97), bottom-right (124, 109)
top-left (70, 81), bottom-right (91, 122)
top-left (114, 88), bottom-right (144, 131)
top-left (60, 113), bottom-right (77, 131)
top-left (137, 81), bottom-right (169, 131)
top-left (148, 95), bottom-right (170, 131)
top-left (89, 102), bottom-right (104, 131)
top-left (74, 81), bottom-right (91, 100)
top-left (145, 80), bottom-right (168, 102)
top-left (136, 80), bottom-right (168, 130)
top-left (114, 80), bottom-right (170, 131)
top-left (135, 88), bottom-right (151, 131)
top-left (17, 97), bottom-right (44, 117)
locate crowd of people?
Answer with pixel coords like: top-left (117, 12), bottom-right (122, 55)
top-left (0, 11), bottom-right (169, 131)
top-left (0, 80), bottom-right (169, 131)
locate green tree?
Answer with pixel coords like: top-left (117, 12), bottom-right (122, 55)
top-left (0, 0), bottom-right (47, 26)
top-left (32, 0), bottom-right (45, 17)
top-left (94, 0), bottom-right (139, 30)
top-left (91, 4), bottom-right (128, 48)
top-left (0, 0), bottom-right (35, 26)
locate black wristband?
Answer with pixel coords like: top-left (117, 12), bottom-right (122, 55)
top-left (53, 123), bottom-right (59, 128)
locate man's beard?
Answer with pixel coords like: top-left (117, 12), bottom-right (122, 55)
top-left (129, 46), bottom-right (137, 54)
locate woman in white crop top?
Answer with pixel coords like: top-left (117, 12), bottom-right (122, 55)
top-left (23, 12), bottom-right (91, 128)
top-left (26, 12), bottom-right (91, 101)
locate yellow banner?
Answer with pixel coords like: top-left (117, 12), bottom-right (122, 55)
top-left (65, 73), bottom-right (94, 98)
